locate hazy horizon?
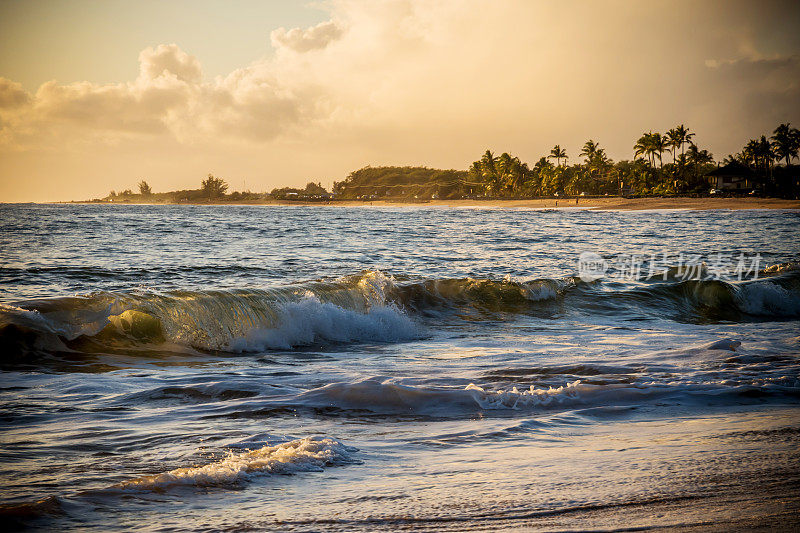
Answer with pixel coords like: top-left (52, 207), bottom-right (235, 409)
top-left (1, 0), bottom-right (799, 202)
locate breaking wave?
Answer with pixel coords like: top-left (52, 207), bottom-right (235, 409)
top-left (111, 436), bottom-right (359, 492)
top-left (1, 267), bottom-right (798, 363)
top-left (227, 297), bottom-right (418, 352)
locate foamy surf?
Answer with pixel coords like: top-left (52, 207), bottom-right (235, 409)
top-left (465, 381), bottom-right (583, 409)
top-left (227, 296), bottom-right (419, 351)
top-left (112, 436), bottom-right (359, 491)
top-left (298, 378), bottom-right (587, 415)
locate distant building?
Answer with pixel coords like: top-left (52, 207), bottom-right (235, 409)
top-left (706, 161), bottom-right (757, 191)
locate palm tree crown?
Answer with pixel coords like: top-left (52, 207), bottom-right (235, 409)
top-left (771, 123), bottom-right (800, 167)
top-left (549, 145), bottom-right (568, 167)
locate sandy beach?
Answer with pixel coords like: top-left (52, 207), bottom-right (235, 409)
top-left (314, 197), bottom-right (800, 210)
top-left (75, 196), bottom-right (800, 210)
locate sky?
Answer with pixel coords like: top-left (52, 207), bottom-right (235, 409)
top-left (1, 0), bottom-right (799, 202)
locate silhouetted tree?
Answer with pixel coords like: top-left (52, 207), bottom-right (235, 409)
top-left (549, 145), bottom-right (567, 167)
top-left (666, 125), bottom-right (694, 165)
top-left (201, 174), bottom-right (228, 198)
top-left (771, 123), bottom-right (800, 167)
top-left (138, 180), bottom-right (152, 196)
top-left (686, 143), bottom-right (714, 183)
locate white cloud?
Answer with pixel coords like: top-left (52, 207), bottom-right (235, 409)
top-left (138, 43), bottom-right (203, 83)
top-left (270, 20), bottom-right (344, 53)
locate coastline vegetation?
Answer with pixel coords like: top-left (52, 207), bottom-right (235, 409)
top-left (85, 123), bottom-right (800, 203)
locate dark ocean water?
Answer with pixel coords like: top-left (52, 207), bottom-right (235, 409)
top-left (1, 203), bottom-right (799, 531)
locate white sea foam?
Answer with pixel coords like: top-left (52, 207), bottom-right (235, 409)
top-left (735, 281), bottom-right (800, 317)
top-left (227, 296), bottom-right (419, 351)
top-left (116, 436), bottom-right (358, 491)
top-left (523, 280), bottom-right (562, 301)
top-left (299, 378), bottom-right (586, 414)
top-left (465, 380), bottom-right (583, 409)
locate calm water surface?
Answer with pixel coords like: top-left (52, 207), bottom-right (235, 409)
top-left (1, 204), bottom-right (799, 531)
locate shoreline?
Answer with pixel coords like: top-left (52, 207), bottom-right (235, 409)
top-left (57, 197), bottom-right (800, 210)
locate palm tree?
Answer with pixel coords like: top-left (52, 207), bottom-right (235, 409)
top-left (757, 135), bottom-right (774, 176)
top-left (666, 128), bottom-right (681, 164)
top-left (634, 134), bottom-right (651, 167)
top-left (480, 150), bottom-right (497, 175)
top-left (771, 123), bottom-right (800, 167)
top-left (478, 150), bottom-right (502, 194)
top-left (651, 133), bottom-right (667, 170)
top-left (742, 139), bottom-right (760, 169)
top-left (549, 145), bottom-right (567, 167)
top-left (634, 132), bottom-right (666, 170)
top-left (675, 125), bottom-right (694, 160)
top-left (686, 143), bottom-right (714, 182)
top-left (509, 158), bottom-right (529, 192)
top-left (497, 152), bottom-right (524, 192)
top-left (580, 140), bottom-right (611, 191)
top-left (580, 140), bottom-right (599, 163)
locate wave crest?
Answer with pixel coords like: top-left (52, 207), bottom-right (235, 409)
top-left (2, 268), bottom-right (798, 363)
top-left (298, 378), bottom-right (586, 415)
top-left (115, 436), bottom-right (359, 491)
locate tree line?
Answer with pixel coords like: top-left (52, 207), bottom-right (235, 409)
top-left (465, 123), bottom-right (798, 198)
top-left (104, 174), bottom-right (246, 202)
top-left (97, 122), bottom-right (799, 202)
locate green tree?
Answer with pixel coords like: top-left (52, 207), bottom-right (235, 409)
top-left (686, 143), bottom-right (714, 184)
top-left (304, 182), bottom-right (328, 195)
top-left (201, 174), bottom-right (229, 198)
top-left (634, 132), bottom-right (667, 170)
top-left (479, 150), bottom-right (502, 194)
top-left (138, 180), bottom-right (152, 196)
top-left (579, 139), bottom-right (611, 193)
top-left (634, 133), bottom-right (656, 168)
top-left (580, 140), bottom-right (599, 163)
top-left (666, 125), bottom-right (694, 165)
top-left (549, 145), bottom-right (567, 167)
top-left (651, 133), bottom-right (667, 170)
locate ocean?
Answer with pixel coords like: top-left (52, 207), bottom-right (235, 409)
top-left (1, 203), bottom-right (799, 531)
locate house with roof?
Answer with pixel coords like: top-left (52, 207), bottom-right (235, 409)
top-left (705, 161), bottom-right (758, 192)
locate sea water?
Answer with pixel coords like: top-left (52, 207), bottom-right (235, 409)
top-left (0, 203), bottom-right (798, 530)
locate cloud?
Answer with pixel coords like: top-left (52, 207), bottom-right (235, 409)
top-left (696, 54), bottom-right (800, 145)
top-left (270, 20), bottom-right (344, 53)
top-left (1, 0), bottom-right (800, 201)
top-left (0, 42), bottom-right (311, 147)
top-left (138, 44), bottom-right (203, 83)
top-left (0, 78), bottom-right (31, 108)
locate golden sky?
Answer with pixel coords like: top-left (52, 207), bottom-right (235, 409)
top-left (1, 0), bottom-right (799, 201)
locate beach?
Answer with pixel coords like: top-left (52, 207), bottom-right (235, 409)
top-left (317, 197), bottom-right (800, 210)
top-left (71, 196), bottom-right (800, 210)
